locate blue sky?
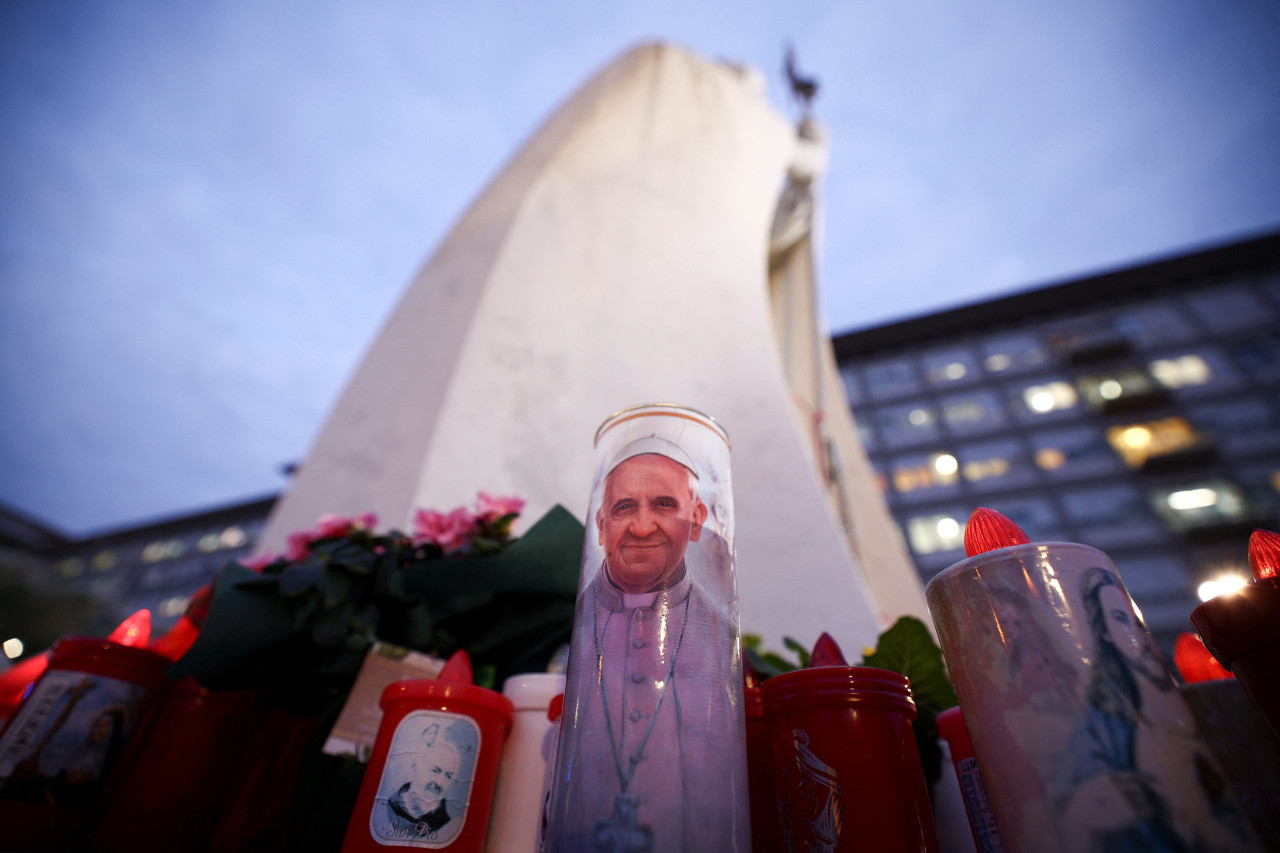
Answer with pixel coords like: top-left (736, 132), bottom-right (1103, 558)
top-left (2, 1), bottom-right (1278, 535)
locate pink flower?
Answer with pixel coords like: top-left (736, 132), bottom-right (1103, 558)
top-left (311, 512), bottom-right (379, 540)
top-left (312, 514), bottom-right (351, 540)
top-left (285, 531), bottom-right (314, 562)
top-left (241, 552), bottom-right (278, 572)
top-left (475, 492), bottom-right (525, 524)
top-left (413, 506), bottom-right (477, 554)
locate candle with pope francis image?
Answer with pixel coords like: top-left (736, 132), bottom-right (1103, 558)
top-left (543, 404), bottom-right (748, 853)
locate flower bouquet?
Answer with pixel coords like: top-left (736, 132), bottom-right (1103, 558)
top-left (152, 495), bottom-right (584, 853)
top-left (169, 494), bottom-right (584, 692)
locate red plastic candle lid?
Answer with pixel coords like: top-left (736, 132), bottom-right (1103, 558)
top-left (48, 636), bottom-right (172, 687)
top-left (935, 706), bottom-right (975, 759)
top-left (762, 665), bottom-right (916, 718)
top-left (964, 507), bottom-right (1031, 557)
top-left (1249, 528), bottom-right (1280, 581)
top-left (380, 678), bottom-right (514, 721)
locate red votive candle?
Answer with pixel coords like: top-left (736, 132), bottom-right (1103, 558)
top-left (343, 673), bottom-right (513, 852)
top-left (0, 636), bottom-right (171, 851)
top-left (762, 665), bottom-right (938, 852)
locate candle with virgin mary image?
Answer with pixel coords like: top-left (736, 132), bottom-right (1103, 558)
top-left (926, 508), bottom-right (1263, 853)
top-left (543, 404), bottom-right (749, 853)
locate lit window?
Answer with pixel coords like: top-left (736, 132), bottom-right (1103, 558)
top-left (56, 558), bottom-right (85, 579)
top-left (159, 596), bottom-right (189, 617)
top-left (1149, 355), bottom-right (1212, 389)
top-left (941, 391), bottom-right (1006, 432)
top-left (954, 439), bottom-right (1031, 488)
top-left (874, 403), bottom-right (940, 448)
top-left (91, 550), bottom-right (118, 572)
top-left (1021, 381), bottom-right (1077, 414)
top-left (891, 451), bottom-right (961, 494)
top-left (3, 638), bottom-right (22, 659)
top-left (1104, 417), bottom-right (1206, 468)
top-left (220, 527), bottom-right (247, 548)
top-left (142, 539), bottom-right (186, 562)
top-left (984, 353), bottom-right (1012, 372)
top-left (1077, 368), bottom-right (1159, 409)
top-left (981, 333), bottom-right (1048, 374)
top-left (198, 534), bottom-right (222, 553)
top-left (1035, 448), bottom-right (1066, 470)
top-left (906, 512), bottom-right (966, 555)
top-left (922, 347), bottom-right (979, 386)
top-left (1149, 480), bottom-right (1249, 531)
top-left (1031, 427), bottom-right (1119, 479)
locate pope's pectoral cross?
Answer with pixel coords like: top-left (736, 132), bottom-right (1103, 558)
top-left (592, 793), bottom-right (653, 852)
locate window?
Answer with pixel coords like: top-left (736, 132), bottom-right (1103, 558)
top-left (56, 558), bottom-right (85, 579)
top-left (1227, 334), bottom-right (1280, 384)
top-left (906, 511), bottom-right (967, 556)
top-left (1237, 465), bottom-right (1280, 515)
top-left (1147, 354), bottom-right (1212, 390)
top-left (987, 497), bottom-right (1065, 541)
top-left (889, 450), bottom-right (961, 497)
top-left (1104, 417), bottom-right (1209, 468)
top-left (142, 539), bottom-right (187, 562)
top-left (1190, 400), bottom-right (1280, 455)
top-left (1061, 485), bottom-right (1162, 548)
top-left (1013, 380), bottom-right (1078, 418)
top-left (955, 439), bottom-right (1036, 490)
top-left (1111, 553), bottom-right (1192, 599)
top-left (1114, 303), bottom-right (1196, 347)
top-left (863, 356), bottom-right (921, 401)
top-left (940, 390), bottom-right (1007, 434)
top-left (873, 402), bottom-right (941, 448)
top-left (1043, 314), bottom-right (1128, 361)
top-left (839, 365), bottom-right (865, 406)
top-left (91, 550), bottom-right (118, 572)
top-left (1149, 479), bottom-right (1250, 531)
top-left (1184, 284), bottom-right (1275, 333)
top-left (1076, 367), bottom-right (1161, 410)
top-left (981, 333), bottom-right (1049, 374)
top-left (921, 346), bottom-right (980, 387)
top-left (1031, 427), bottom-right (1121, 479)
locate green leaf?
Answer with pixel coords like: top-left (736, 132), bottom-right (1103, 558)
top-left (741, 633), bottom-right (763, 651)
top-left (860, 616), bottom-right (957, 715)
top-left (312, 601), bottom-right (354, 647)
top-left (279, 562), bottom-right (323, 597)
top-left (744, 646), bottom-right (797, 680)
top-left (783, 636), bottom-right (811, 668)
top-left (318, 567), bottom-right (354, 608)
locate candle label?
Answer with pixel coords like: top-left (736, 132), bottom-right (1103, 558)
top-left (369, 708), bottom-right (480, 847)
top-left (954, 756), bottom-right (1003, 852)
top-left (0, 670), bottom-right (150, 806)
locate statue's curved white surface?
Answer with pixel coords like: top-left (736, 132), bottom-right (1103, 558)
top-left (257, 42), bottom-right (926, 649)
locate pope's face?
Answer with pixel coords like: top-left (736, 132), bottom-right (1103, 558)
top-left (597, 454), bottom-right (707, 594)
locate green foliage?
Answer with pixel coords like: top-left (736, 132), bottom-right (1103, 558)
top-left (745, 615), bottom-right (957, 785)
top-left (168, 506), bottom-right (585, 691)
top-left (860, 616), bottom-right (957, 716)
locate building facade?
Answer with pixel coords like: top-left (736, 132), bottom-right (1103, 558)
top-left (7, 231), bottom-right (1278, 661)
top-left (832, 231), bottom-right (1280, 654)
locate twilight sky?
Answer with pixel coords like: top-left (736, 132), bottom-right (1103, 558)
top-left (2, 1), bottom-right (1278, 536)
